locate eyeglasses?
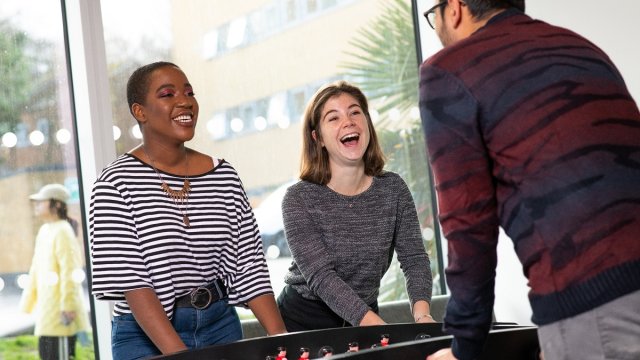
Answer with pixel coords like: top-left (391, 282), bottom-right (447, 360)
top-left (423, 2), bottom-right (447, 29)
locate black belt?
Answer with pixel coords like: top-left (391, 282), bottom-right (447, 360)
top-left (175, 279), bottom-right (226, 310)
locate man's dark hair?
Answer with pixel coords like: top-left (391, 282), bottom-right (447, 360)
top-left (440, 0), bottom-right (525, 20)
top-left (126, 61), bottom-right (180, 115)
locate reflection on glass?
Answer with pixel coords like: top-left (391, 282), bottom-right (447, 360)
top-left (207, 114), bottom-right (227, 139)
top-left (2, 132), bottom-right (18, 148)
top-left (112, 125), bottom-right (122, 141)
top-left (56, 129), bottom-right (72, 145)
top-left (0, 1), bottom-right (94, 358)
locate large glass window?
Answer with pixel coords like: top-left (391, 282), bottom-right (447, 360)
top-left (1, 0), bottom-right (637, 358)
top-left (0, 1), bottom-right (95, 358)
top-left (100, 0), bottom-right (443, 321)
top-left (0, 0), bottom-right (444, 356)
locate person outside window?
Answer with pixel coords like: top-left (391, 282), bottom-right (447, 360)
top-left (20, 183), bottom-right (89, 360)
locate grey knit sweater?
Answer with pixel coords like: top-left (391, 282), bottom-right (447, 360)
top-left (282, 171), bottom-right (432, 326)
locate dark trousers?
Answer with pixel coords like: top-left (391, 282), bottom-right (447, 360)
top-left (276, 284), bottom-right (378, 332)
top-left (38, 335), bottom-right (77, 360)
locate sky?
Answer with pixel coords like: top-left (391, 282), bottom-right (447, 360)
top-left (0, 0), bottom-right (170, 45)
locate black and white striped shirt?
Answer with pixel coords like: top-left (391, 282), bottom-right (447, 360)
top-left (89, 154), bottom-right (272, 318)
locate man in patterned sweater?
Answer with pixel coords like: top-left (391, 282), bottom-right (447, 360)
top-left (419, 1), bottom-right (640, 359)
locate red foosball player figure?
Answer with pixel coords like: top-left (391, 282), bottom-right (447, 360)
top-left (276, 346), bottom-right (287, 360)
top-left (380, 334), bottom-right (390, 347)
top-left (298, 347), bottom-right (310, 359)
top-left (318, 346), bottom-right (334, 358)
top-left (347, 342), bottom-right (359, 353)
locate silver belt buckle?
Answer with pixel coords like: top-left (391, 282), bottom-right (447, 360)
top-left (190, 286), bottom-right (213, 310)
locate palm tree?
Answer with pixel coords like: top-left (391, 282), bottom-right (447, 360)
top-left (341, 0), bottom-right (419, 122)
top-left (340, 0), bottom-right (442, 300)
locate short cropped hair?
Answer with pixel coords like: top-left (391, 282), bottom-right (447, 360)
top-left (299, 81), bottom-right (385, 185)
top-left (463, 0), bottom-right (525, 19)
top-left (126, 61), bottom-right (180, 116)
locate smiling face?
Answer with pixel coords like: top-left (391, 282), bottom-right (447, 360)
top-left (132, 65), bottom-right (199, 146)
top-left (313, 93), bottom-right (370, 169)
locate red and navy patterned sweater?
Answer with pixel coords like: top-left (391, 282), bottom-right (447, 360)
top-left (420, 8), bottom-right (640, 360)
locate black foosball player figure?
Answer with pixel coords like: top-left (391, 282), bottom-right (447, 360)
top-left (380, 334), bottom-right (390, 347)
top-left (266, 357), bottom-right (277, 360)
top-left (276, 346), bottom-right (287, 360)
top-left (347, 342), bottom-right (359, 353)
top-left (318, 345), bottom-right (334, 358)
top-left (298, 347), bottom-right (310, 360)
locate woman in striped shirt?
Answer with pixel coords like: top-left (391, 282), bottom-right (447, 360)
top-left (90, 61), bottom-right (286, 359)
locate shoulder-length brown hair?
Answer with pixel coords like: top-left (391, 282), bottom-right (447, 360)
top-left (299, 80), bottom-right (385, 184)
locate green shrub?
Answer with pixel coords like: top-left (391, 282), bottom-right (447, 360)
top-left (0, 334), bottom-right (94, 360)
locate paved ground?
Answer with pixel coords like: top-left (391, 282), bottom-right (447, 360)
top-left (0, 293), bottom-right (35, 337)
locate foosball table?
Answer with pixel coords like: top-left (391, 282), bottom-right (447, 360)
top-left (152, 322), bottom-right (540, 359)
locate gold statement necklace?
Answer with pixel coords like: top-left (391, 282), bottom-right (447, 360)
top-left (143, 146), bottom-right (191, 227)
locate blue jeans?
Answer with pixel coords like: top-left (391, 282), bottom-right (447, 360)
top-left (111, 300), bottom-right (242, 360)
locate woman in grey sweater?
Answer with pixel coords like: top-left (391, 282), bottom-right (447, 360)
top-left (276, 81), bottom-right (434, 331)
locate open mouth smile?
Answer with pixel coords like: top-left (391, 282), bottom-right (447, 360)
top-left (173, 114), bottom-right (193, 124)
top-left (340, 133), bottom-right (360, 145)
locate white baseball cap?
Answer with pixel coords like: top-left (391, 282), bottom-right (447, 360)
top-left (29, 183), bottom-right (71, 203)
